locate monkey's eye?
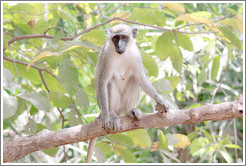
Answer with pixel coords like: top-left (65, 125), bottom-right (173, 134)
top-left (121, 35), bottom-right (127, 39)
top-left (112, 35), bottom-right (119, 40)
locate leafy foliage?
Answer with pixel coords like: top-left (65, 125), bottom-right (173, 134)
top-left (2, 2), bottom-right (243, 163)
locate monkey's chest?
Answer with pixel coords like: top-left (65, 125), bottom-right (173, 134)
top-left (111, 67), bottom-right (132, 90)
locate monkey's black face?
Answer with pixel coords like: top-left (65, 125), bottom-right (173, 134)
top-left (112, 35), bottom-right (129, 54)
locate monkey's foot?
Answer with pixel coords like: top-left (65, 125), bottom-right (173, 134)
top-left (102, 113), bottom-right (120, 132)
top-left (127, 108), bottom-right (142, 120)
top-left (156, 96), bottom-right (169, 113)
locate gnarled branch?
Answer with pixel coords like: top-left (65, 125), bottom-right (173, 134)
top-left (3, 95), bottom-right (243, 163)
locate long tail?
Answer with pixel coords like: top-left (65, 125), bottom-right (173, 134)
top-left (86, 137), bottom-right (97, 163)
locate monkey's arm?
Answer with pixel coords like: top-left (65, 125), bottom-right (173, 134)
top-left (134, 64), bottom-right (169, 109)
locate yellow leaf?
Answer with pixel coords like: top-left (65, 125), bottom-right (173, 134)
top-left (164, 3), bottom-right (185, 13)
top-left (175, 13), bottom-right (213, 26)
top-left (234, 15), bottom-right (243, 33)
top-left (173, 134), bottom-right (190, 149)
top-left (110, 12), bottom-right (130, 25)
top-left (150, 141), bottom-right (159, 152)
top-left (26, 51), bottom-right (58, 72)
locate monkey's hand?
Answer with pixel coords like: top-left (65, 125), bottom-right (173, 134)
top-left (101, 112), bottom-right (120, 133)
top-left (155, 95), bottom-right (169, 113)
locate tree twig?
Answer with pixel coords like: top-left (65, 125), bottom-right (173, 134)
top-left (3, 95), bottom-right (243, 163)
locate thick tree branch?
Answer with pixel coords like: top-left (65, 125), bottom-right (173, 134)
top-left (3, 95), bottom-right (243, 163)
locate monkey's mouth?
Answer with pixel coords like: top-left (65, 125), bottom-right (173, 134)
top-left (116, 50), bottom-right (124, 54)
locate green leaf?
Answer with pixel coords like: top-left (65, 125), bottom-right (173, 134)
top-left (170, 49), bottom-right (183, 73)
top-left (114, 147), bottom-right (137, 163)
top-left (42, 147), bottom-right (59, 157)
top-left (47, 92), bottom-right (73, 108)
top-left (225, 144), bottom-right (242, 150)
top-left (36, 123), bottom-right (47, 133)
top-left (176, 33), bottom-right (193, 51)
top-left (159, 131), bottom-right (168, 150)
top-left (211, 55), bottom-right (220, 81)
top-left (3, 68), bottom-right (15, 90)
top-left (3, 91), bottom-right (18, 119)
top-left (30, 105), bottom-right (38, 116)
top-left (130, 8), bottom-right (166, 27)
top-left (68, 107), bottom-right (83, 127)
top-left (4, 60), bottom-right (41, 84)
top-left (42, 72), bottom-right (66, 93)
top-left (58, 56), bottom-right (79, 96)
top-left (155, 32), bottom-right (175, 60)
top-left (75, 88), bottom-right (89, 111)
top-left (80, 30), bottom-right (106, 46)
top-left (60, 39), bottom-right (100, 53)
top-left (165, 76), bottom-right (180, 92)
top-left (142, 52), bottom-right (159, 77)
top-left (96, 141), bottom-right (112, 156)
top-left (219, 27), bottom-right (241, 50)
top-left (108, 133), bottom-right (134, 147)
top-left (24, 119), bottom-right (37, 134)
top-left (17, 92), bottom-right (51, 111)
top-left (197, 69), bottom-right (207, 83)
top-left (152, 78), bottom-right (172, 93)
top-left (126, 129), bottom-right (151, 148)
top-left (190, 137), bottom-right (209, 157)
top-left (32, 19), bottom-right (49, 34)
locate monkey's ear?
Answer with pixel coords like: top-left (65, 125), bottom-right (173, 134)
top-left (105, 29), bottom-right (110, 37)
top-left (132, 28), bottom-right (138, 39)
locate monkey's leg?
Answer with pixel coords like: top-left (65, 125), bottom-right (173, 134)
top-left (107, 80), bottom-right (121, 132)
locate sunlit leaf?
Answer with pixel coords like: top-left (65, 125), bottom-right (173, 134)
top-left (24, 119), bottom-right (37, 134)
top-left (219, 27), bottom-right (242, 50)
top-left (152, 78), bottom-right (172, 93)
top-left (164, 3), bottom-right (185, 13)
top-left (130, 8), bottom-right (166, 27)
top-left (175, 13), bottom-right (213, 25)
top-left (114, 147), bottom-right (137, 163)
top-left (159, 131), bottom-right (168, 150)
top-left (126, 129), bottom-right (151, 148)
top-left (173, 134), bottom-right (191, 148)
top-left (108, 133), bottom-right (134, 147)
top-left (75, 88), bottom-right (89, 112)
top-left (234, 15), bottom-right (243, 33)
top-left (58, 56), bottom-right (79, 96)
top-left (3, 91), bottom-right (18, 119)
top-left (27, 51), bottom-right (59, 71)
top-left (96, 141), bottom-right (112, 156)
top-left (17, 92), bottom-right (51, 111)
top-left (176, 33), bottom-right (193, 51)
top-left (47, 92), bottom-right (73, 108)
top-left (211, 55), bottom-right (220, 81)
top-left (43, 147), bottom-right (59, 157)
top-left (68, 107), bottom-right (83, 127)
top-left (142, 52), bottom-right (159, 77)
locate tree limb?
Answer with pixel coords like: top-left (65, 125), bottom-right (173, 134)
top-left (3, 95), bottom-right (243, 163)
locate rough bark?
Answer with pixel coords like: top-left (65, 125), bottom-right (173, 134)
top-left (3, 95), bottom-right (243, 163)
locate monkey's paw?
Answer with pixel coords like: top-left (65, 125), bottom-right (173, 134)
top-left (127, 108), bottom-right (142, 120)
top-left (156, 97), bottom-right (169, 113)
top-left (102, 113), bottom-right (120, 132)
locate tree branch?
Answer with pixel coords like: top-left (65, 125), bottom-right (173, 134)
top-left (3, 95), bottom-right (243, 163)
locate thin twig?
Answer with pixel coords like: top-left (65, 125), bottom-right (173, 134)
top-left (3, 51), bottom-right (57, 79)
top-left (38, 70), bottom-right (50, 92)
top-left (43, 26), bottom-right (74, 38)
top-left (3, 11), bottom-right (46, 16)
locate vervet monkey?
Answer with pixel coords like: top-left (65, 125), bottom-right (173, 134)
top-left (86, 24), bottom-right (169, 162)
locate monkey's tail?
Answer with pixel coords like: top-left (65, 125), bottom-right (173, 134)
top-left (86, 137), bottom-right (97, 163)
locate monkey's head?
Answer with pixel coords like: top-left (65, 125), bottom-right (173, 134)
top-left (106, 24), bottom-right (137, 54)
